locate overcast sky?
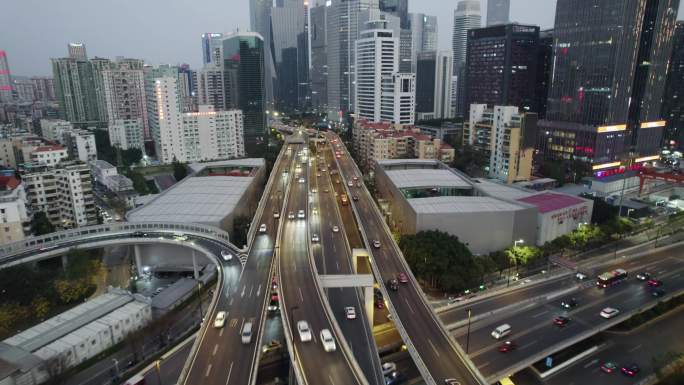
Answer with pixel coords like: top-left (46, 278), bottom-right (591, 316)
top-left (1, 0), bottom-right (683, 76)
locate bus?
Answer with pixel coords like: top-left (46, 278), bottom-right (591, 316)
top-left (596, 268), bottom-right (628, 288)
top-left (340, 194), bottom-right (349, 205)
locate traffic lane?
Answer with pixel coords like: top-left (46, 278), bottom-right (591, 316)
top-left (324, 147), bottom-right (363, 249)
top-left (316, 158), bottom-right (384, 385)
top-left (279, 171), bottom-right (362, 385)
top-left (182, 149), bottom-right (293, 385)
top-left (544, 307), bottom-right (684, 385)
top-left (452, 254), bottom-right (682, 354)
top-left (469, 259), bottom-right (684, 378)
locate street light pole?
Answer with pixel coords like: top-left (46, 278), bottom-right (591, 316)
top-left (465, 308), bottom-right (472, 354)
top-left (197, 282), bottom-right (203, 320)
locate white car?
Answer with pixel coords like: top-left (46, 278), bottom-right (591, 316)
top-left (311, 188), bottom-right (318, 193)
top-left (312, 234), bottom-right (320, 242)
top-left (259, 224), bottom-right (267, 233)
top-left (348, 181), bottom-right (354, 187)
top-left (382, 362), bottom-right (397, 376)
top-left (320, 329), bottom-right (336, 352)
top-left (600, 307), bottom-right (620, 319)
top-left (345, 306), bottom-right (356, 320)
top-left (213, 311), bottom-right (226, 328)
top-left (297, 320), bottom-right (312, 342)
top-left (288, 211), bottom-right (295, 219)
top-left (372, 240), bottom-right (381, 248)
top-left (273, 211), bottom-right (280, 219)
top-left (220, 250), bottom-right (233, 261)
top-left (299, 177), bottom-right (305, 184)
top-left (332, 226), bottom-right (340, 233)
top-left (298, 210), bottom-right (305, 219)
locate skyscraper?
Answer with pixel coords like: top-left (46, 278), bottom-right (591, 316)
top-left (201, 33), bottom-right (224, 66)
top-left (327, 0), bottom-right (379, 122)
top-left (271, 1), bottom-right (309, 110)
top-left (409, 14), bottom-right (438, 71)
top-left (67, 43), bottom-right (88, 60)
top-left (452, 0), bottom-right (481, 116)
top-left (538, 0), bottom-right (680, 169)
top-left (222, 32), bottom-right (266, 156)
top-left (51, 57), bottom-right (101, 124)
top-left (354, 19), bottom-right (415, 125)
top-left (663, 21), bottom-right (684, 148)
top-left (465, 24), bottom-right (540, 112)
top-left (0, 50), bottom-right (12, 103)
top-left (310, 3), bottom-right (328, 110)
top-left (486, 0), bottom-right (510, 26)
top-left (416, 51), bottom-right (453, 120)
top-left (249, 0), bottom-right (276, 109)
top-left (379, 0), bottom-right (408, 28)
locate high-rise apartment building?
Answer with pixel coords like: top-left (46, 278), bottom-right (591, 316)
top-left (465, 24), bottom-right (540, 113)
top-left (310, 4), bottom-right (329, 110)
top-left (663, 21), bottom-right (684, 148)
top-left (466, 104), bottom-right (537, 183)
top-left (452, 0), bottom-right (481, 116)
top-left (67, 43), bottom-right (88, 60)
top-left (51, 57), bottom-right (101, 124)
top-left (355, 19), bottom-right (415, 125)
top-left (486, 0), bottom-right (510, 26)
top-left (0, 176), bottom-right (29, 245)
top-left (24, 161), bottom-right (97, 229)
top-left (102, 58), bottom-right (147, 150)
top-left (11, 78), bottom-right (35, 102)
top-left (416, 51), bottom-right (453, 120)
top-left (538, 0), bottom-right (680, 169)
top-left (0, 50), bottom-right (14, 103)
top-left (31, 77), bottom-right (56, 102)
top-left (153, 77), bottom-right (245, 163)
top-left (327, 0), bottom-right (379, 122)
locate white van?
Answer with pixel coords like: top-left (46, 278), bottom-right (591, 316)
top-left (491, 324), bottom-right (511, 339)
top-left (241, 321), bottom-right (253, 344)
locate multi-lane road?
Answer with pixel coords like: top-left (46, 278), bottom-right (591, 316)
top-left (181, 142), bottom-right (294, 385)
top-left (277, 143), bottom-right (367, 385)
top-left (328, 132), bottom-right (485, 385)
top-left (450, 243), bottom-right (684, 381)
top-left (312, 142), bottom-right (385, 385)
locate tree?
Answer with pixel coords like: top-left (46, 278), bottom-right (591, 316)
top-left (31, 296), bottom-right (51, 320)
top-left (173, 161), bottom-right (188, 181)
top-left (121, 148), bottom-right (143, 167)
top-left (31, 211), bottom-right (55, 236)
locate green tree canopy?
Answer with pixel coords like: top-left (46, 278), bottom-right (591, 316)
top-left (31, 211), bottom-right (55, 236)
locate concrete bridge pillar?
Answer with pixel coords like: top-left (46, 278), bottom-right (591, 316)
top-left (192, 250), bottom-right (199, 280)
top-left (61, 254), bottom-right (68, 271)
top-left (133, 244), bottom-right (143, 276)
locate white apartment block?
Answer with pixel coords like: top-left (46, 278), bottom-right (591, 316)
top-left (381, 73), bottom-right (416, 125)
top-left (109, 119), bottom-right (144, 150)
top-left (154, 76), bottom-right (245, 164)
top-left (30, 145), bottom-right (68, 166)
top-left (40, 119), bottom-right (73, 142)
top-left (64, 129), bottom-right (97, 163)
top-left (23, 162), bottom-right (97, 229)
top-left (102, 59), bottom-right (148, 147)
top-left (0, 176), bottom-right (29, 245)
top-left (181, 106), bottom-right (245, 162)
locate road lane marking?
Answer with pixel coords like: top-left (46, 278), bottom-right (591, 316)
top-left (520, 340), bottom-right (538, 350)
top-left (229, 318), bottom-right (239, 328)
top-left (213, 344), bottom-right (218, 356)
top-left (532, 310), bottom-right (549, 318)
top-left (241, 285), bottom-right (246, 297)
top-left (628, 344), bottom-right (642, 352)
top-left (674, 273), bottom-right (681, 278)
top-left (479, 361), bottom-right (490, 369)
top-left (229, 298), bottom-right (234, 306)
top-left (257, 284), bottom-right (262, 297)
top-left (205, 364), bottom-right (212, 377)
top-left (299, 288), bottom-right (304, 302)
top-left (584, 359), bottom-right (598, 368)
top-left (329, 375), bottom-right (336, 385)
top-left (404, 297), bottom-right (415, 314)
top-left (219, 328), bottom-right (224, 337)
top-left (336, 261), bottom-right (340, 271)
top-left (427, 338), bottom-right (441, 357)
top-left (225, 361), bottom-right (234, 385)
top-left (249, 285), bottom-right (254, 297)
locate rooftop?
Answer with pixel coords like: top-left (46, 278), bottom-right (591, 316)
top-left (33, 145), bottom-right (65, 152)
top-left (473, 178), bottom-right (535, 201)
top-left (127, 175), bottom-right (256, 224)
top-left (188, 158), bottom-right (264, 174)
top-left (517, 192), bottom-right (588, 213)
top-left (409, 196), bottom-right (525, 214)
top-left (92, 159), bottom-right (116, 170)
top-left (386, 169), bottom-right (471, 189)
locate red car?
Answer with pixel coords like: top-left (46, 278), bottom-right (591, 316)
top-left (621, 363), bottom-right (640, 377)
top-left (553, 316), bottom-right (571, 327)
top-left (375, 299), bottom-right (385, 309)
top-left (498, 340), bottom-right (517, 353)
top-left (600, 362), bottom-right (618, 373)
top-left (397, 272), bottom-right (408, 283)
top-left (647, 279), bottom-right (663, 287)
